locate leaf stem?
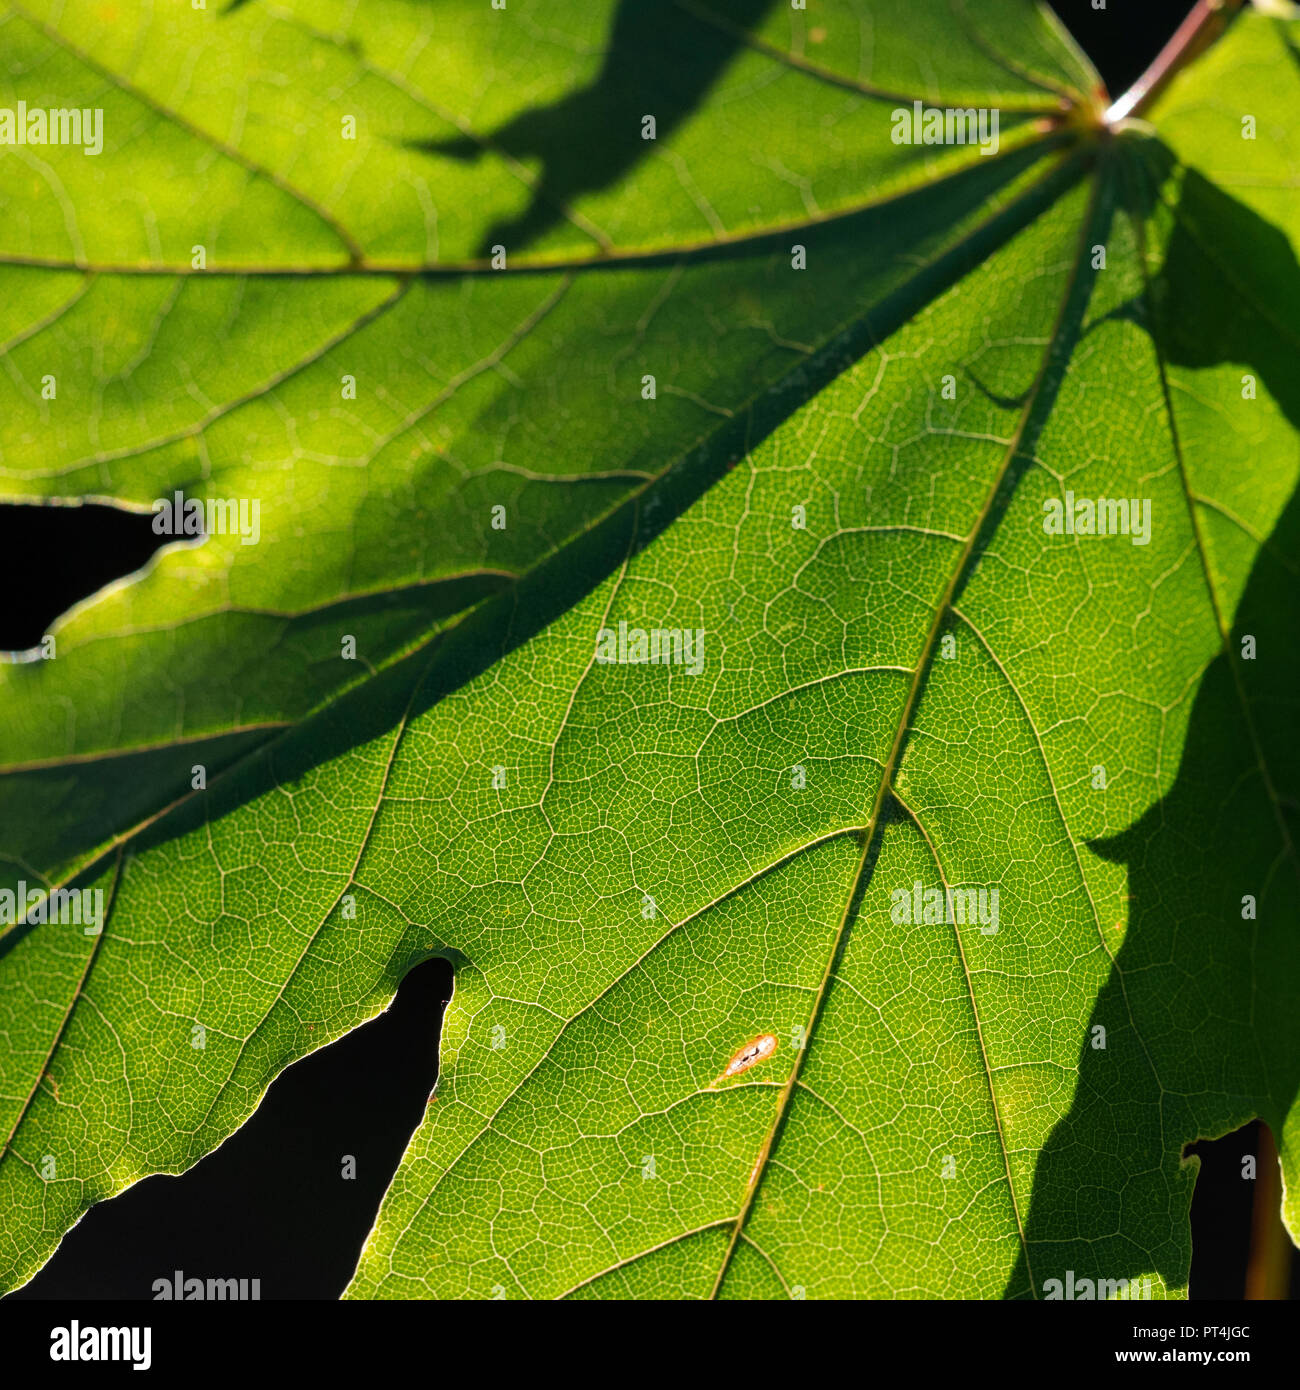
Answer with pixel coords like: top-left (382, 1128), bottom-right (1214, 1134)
top-left (1244, 1123), bottom-right (1294, 1299)
top-left (1104, 0), bottom-right (1248, 125)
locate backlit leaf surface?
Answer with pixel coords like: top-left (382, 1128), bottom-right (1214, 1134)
top-left (0, 0), bottom-right (1297, 1300)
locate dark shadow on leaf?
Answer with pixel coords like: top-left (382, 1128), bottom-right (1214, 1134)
top-left (414, 0), bottom-right (779, 257)
top-left (0, 569), bottom-right (513, 918)
top-left (962, 369), bottom-right (1032, 412)
top-left (0, 139), bottom-right (1088, 961)
top-left (1002, 157), bottom-right (1300, 1298)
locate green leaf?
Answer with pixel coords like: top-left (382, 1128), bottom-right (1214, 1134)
top-left (1, 0), bottom-right (1297, 1299)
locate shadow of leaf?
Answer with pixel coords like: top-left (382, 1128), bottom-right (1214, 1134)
top-left (1004, 160), bottom-right (1300, 1299)
top-left (0, 137), bottom-right (1080, 953)
top-left (415, 0), bottom-right (779, 257)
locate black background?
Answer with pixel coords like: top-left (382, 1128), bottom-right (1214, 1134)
top-left (4, 0), bottom-right (1294, 1302)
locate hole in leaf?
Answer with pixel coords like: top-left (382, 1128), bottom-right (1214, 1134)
top-left (5, 956), bottom-right (453, 1300)
top-left (1051, 0), bottom-right (1199, 97)
top-left (0, 502), bottom-right (169, 652)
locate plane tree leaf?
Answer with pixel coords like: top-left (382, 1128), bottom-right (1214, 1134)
top-left (1, 0), bottom-right (1298, 1299)
top-left (0, 0), bottom-right (1084, 884)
